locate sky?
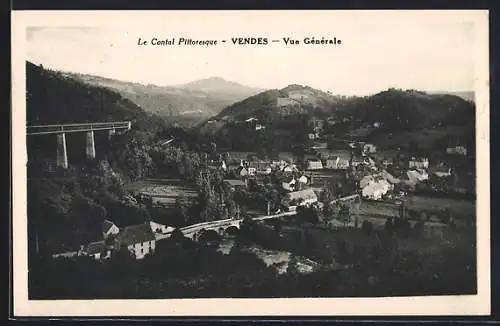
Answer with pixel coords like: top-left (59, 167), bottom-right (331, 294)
top-left (25, 11), bottom-right (479, 96)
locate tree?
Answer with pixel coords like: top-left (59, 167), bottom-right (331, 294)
top-left (361, 221), bottom-right (374, 235)
top-left (338, 204), bottom-right (351, 228)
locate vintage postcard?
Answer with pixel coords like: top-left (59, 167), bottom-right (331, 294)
top-left (11, 10), bottom-right (490, 316)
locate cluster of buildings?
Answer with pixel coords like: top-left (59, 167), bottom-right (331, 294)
top-left (56, 219), bottom-right (176, 261)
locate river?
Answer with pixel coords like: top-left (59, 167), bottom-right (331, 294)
top-left (216, 239), bottom-right (321, 275)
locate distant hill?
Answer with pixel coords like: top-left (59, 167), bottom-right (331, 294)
top-left (175, 76), bottom-right (265, 99)
top-left (428, 91), bottom-right (475, 103)
top-left (60, 72), bottom-right (263, 127)
top-left (201, 84), bottom-right (344, 128)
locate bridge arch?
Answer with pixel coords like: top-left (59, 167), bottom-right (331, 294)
top-left (196, 229), bottom-right (221, 244)
top-left (223, 225), bottom-right (240, 236)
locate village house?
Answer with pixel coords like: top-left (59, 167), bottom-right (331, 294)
top-left (271, 160), bottom-right (288, 170)
top-left (306, 159), bottom-right (324, 170)
top-left (431, 165), bottom-right (453, 178)
top-left (381, 158), bottom-right (393, 168)
top-left (208, 159), bottom-right (227, 171)
top-left (236, 166), bottom-right (249, 178)
top-left (102, 219), bottom-right (120, 239)
top-left (298, 175), bottom-right (309, 185)
top-left (325, 155), bottom-right (350, 170)
top-left (149, 220), bottom-right (175, 235)
top-left (311, 142), bottom-right (328, 150)
top-left (295, 175), bottom-right (309, 191)
top-left (308, 133), bottom-right (318, 140)
top-left (114, 224), bottom-right (157, 260)
top-left (245, 117), bottom-right (258, 123)
top-left (309, 118), bottom-right (325, 131)
top-left (409, 157), bottom-right (429, 170)
top-left (406, 169), bottom-right (429, 183)
top-left (326, 116), bottom-right (337, 125)
top-left (282, 164), bottom-right (299, 173)
top-left (446, 145), bottom-right (467, 156)
top-left (361, 178), bottom-right (393, 200)
top-left (351, 157), bottom-right (365, 168)
top-left (245, 117), bottom-right (265, 131)
top-left (282, 176), bottom-right (297, 192)
top-left (248, 161), bottom-right (272, 175)
top-left (281, 188), bottom-right (319, 210)
top-left (86, 240), bottom-right (112, 260)
top-left (158, 137), bottom-right (175, 147)
top-left (362, 143), bottom-right (377, 155)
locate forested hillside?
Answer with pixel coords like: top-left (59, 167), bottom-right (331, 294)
top-left (198, 85), bottom-right (475, 152)
top-left (27, 61), bottom-right (170, 256)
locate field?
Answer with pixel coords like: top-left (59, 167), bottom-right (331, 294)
top-left (374, 126), bottom-right (471, 149)
top-left (125, 178), bottom-right (198, 205)
top-left (405, 195), bottom-right (475, 220)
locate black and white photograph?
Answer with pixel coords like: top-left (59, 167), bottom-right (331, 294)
top-left (12, 10), bottom-right (490, 316)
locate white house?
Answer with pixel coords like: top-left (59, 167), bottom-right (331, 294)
top-left (282, 176), bottom-right (296, 192)
top-left (247, 167), bottom-right (257, 175)
top-left (409, 157), bottom-right (429, 170)
top-left (149, 220), bottom-right (175, 235)
top-left (102, 220), bottom-right (120, 239)
top-left (248, 161), bottom-right (272, 175)
top-left (86, 240), bottom-right (112, 260)
top-left (361, 179), bottom-right (393, 200)
top-left (114, 224), bottom-right (156, 260)
top-left (446, 145), bottom-right (467, 156)
top-left (208, 160), bottom-right (227, 171)
top-left (407, 169), bottom-right (429, 183)
top-left (282, 164), bottom-right (298, 173)
top-left (307, 133), bottom-right (317, 140)
top-left (283, 188), bottom-right (319, 208)
top-left (306, 160), bottom-right (323, 170)
top-left (245, 117), bottom-right (258, 123)
top-left (363, 143), bottom-right (377, 154)
top-left (325, 156), bottom-right (350, 170)
top-left (432, 166), bottom-right (452, 178)
top-left (236, 166), bottom-right (249, 177)
top-left (298, 175), bottom-right (309, 185)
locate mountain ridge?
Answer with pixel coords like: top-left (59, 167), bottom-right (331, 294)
top-left (49, 67), bottom-right (264, 127)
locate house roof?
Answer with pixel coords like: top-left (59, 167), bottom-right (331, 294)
top-left (87, 240), bottom-right (108, 255)
top-left (117, 224), bottom-right (155, 246)
top-left (432, 166), bottom-right (452, 173)
top-left (102, 219), bottom-right (117, 234)
top-left (248, 161), bottom-right (271, 169)
top-left (224, 179), bottom-right (246, 187)
top-left (236, 166), bottom-right (248, 173)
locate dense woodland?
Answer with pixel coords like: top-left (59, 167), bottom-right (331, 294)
top-left (199, 84), bottom-right (475, 153)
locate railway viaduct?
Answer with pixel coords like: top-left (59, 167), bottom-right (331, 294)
top-left (27, 121), bottom-right (132, 169)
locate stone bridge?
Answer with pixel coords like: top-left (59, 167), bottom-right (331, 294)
top-left (155, 211), bottom-right (299, 242)
top-left (181, 218), bottom-right (244, 241)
